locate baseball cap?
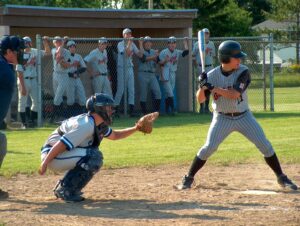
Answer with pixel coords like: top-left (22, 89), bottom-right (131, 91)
top-left (122, 28), bottom-right (132, 35)
top-left (53, 36), bottom-right (63, 42)
top-left (203, 28), bottom-right (210, 33)
top-left (168, 36), bottom-right (176, 43)
top-left (0, 35), bottom-right (26, 52)
top-left (23, 36), bottom-right (32, 43)
top-left (66, 40), bottom-right (76, 47)
top-left (98, 37), bottom-right (108, 44)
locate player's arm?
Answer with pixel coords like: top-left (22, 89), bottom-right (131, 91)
top-left (106, 126), bottom-right (138, 140)
top-left (181, 37), bottom-right (189, 57)
top-left (125, 38), bottom-right (133, 56)
top-left (39, 141), bottom-right (67, 175)
top-left (42, 36), bottom-right (51, 56)
top-left (213, 69), bottom-right (251, 99)
top-left (196, 87), bottom-right (207, 104)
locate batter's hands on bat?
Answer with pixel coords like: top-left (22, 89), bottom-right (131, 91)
top-left (198, 72), bottom-right (207, 88)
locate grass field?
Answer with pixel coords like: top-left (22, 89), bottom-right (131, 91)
top-left (1, 87), bottom-right (300, 177)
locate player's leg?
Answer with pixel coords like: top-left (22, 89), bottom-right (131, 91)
top-left (169, 71), bottom-right (176, 113)
top-left (75, 80), bottom-right (87, 113)
top-left (237, 111), bottom-right (298, 190)
top-left (42, 147), bottom-right (103, 202)
top-left (0, 132), bottom-right (8, 199)
top-left (29, 78), bottom-right (38, 127)
top-left (17, 79), bottom-right (28, 128)
top-left (162, 81), bottom-right (173, 114)
top-left (178, 113), bottom-right (234, 189)
top-left (138, 72), bottom-right (148, 115)
top-left (103, 77), bottom-right (113, 99)
top-left (127, 67), bottom-right (136, 117)
top-left (150, 75), bottom-right (161, 112)
top-left (114, 66), bottom-right (125, 115)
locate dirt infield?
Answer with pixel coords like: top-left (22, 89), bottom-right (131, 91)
top-left (0, 164), bottom-right (299, 226)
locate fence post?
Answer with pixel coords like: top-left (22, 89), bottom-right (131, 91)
top-left (36, 34), bottom-right (43, 126)
top-left (269, 33), bottom-right (274, 111)
top-left (262, 41), bottom-right (266, 111)
top-left (123, 38), bottom-right (128, 116)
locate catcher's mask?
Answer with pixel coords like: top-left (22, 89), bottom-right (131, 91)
top-left (86, 93), bottom-right (115, 125)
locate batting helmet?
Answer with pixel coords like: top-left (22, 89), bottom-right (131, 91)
top-left (218, 40), bottom-right (247, 63)
top-left (86, 93), bottom-right (115, 125)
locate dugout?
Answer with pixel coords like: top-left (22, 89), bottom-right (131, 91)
top-left (0, 5), bottom-right (197, 113)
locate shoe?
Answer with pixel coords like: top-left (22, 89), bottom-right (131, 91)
top-left (176, 175), bottom-right (194, 190)
top-left (277, 174), bottom-right (298, 191)
top-left (204, 108), bottom-right (212, 114)
top-left (0, 189), bottom-right (9, 199)
top-left (54, 189), bottom-right (85, 202)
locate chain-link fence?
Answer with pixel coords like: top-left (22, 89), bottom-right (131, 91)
top-left (8, 35), bottom-right (281, 127)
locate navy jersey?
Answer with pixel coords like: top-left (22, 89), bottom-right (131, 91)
top-left (0, 55), bottom-right (16, 121)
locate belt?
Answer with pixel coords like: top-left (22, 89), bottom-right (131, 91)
top-left (219, 111), bottom-right (247, 117)
top-left (24, 77), bottom-right (35, 80)
top-left (199, 64), bottom-right (212, 67)
top-left (95, 73), bottom-right (107, 76)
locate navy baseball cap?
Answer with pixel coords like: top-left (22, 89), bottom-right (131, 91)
top-left (0, 35), bottom-right (25, 52)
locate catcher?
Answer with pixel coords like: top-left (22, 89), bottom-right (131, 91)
top-left (39, 93), bottom-right (158, 202)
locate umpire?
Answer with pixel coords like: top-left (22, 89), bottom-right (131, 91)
top-left (0, 35), bottom-right (25, 199)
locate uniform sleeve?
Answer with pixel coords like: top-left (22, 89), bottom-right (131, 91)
top-left (118, 42), bottom-right (124, 54)
top-left (233, 69), bottom-right (251, 93)
top-left (97, 123), bottom-right (113, 138)
top-left (192, 42), bottom-right (198, 56)
top-left (159, 50), bottom-right (166, 62)
top-left (79, 55), bottom-right (87, 68)
top-left (84, 50), bottom-right (96, 63)
top-left (211, 41), bottom-right (216, 57)
top-left (132, 43), bottom-right (139, 55)
top-left (60, 122), bottom-right (94, 150)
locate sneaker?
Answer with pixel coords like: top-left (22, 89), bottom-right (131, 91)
top-left (277, 174), bottom-right (298, 191)
top-left (53, 181), bottom-right (85, 202)
top-left (176, 175), bottom-right (194, 190)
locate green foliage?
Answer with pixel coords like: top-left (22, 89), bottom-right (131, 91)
top-left (287, 64), bottom-right (300, 73)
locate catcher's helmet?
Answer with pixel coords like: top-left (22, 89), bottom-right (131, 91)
top-left (218, 40), bottom-right (247, 63)
top-left (86, 93), bottom-right (115, 124)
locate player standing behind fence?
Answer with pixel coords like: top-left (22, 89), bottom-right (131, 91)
top-left (16, 36), bottom-right (51, 128)
top-left (0, 36), bottom-right (25, 199)
top-left (177, 40), bottom-right (298, 191)
top-left (114, 28), bottom-right (144, 117)
top-left (84, 37), bottom-right (113, 99)
top-left (138, 36), bottom-right (161, 115)
top-left (51, 36), bottom-right (72, 121)
top-left (192, 28), bottom-right (216, 114)
top-left (159, 36), bottom-right (189, 115)
top-left (66, 40), bottom-right (87, 116)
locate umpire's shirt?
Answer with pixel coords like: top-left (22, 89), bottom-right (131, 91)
top-left (0, 54), bottom-right (15, 122)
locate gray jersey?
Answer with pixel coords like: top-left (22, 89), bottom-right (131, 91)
top-left (84, 48), bottom-right (107, 74)
top-left (159, 48), bottom-right (183, 72)
top-left (207, 65), bottom-right (250, 113)
top-left (138, 49), bottom-right (157, 73)
top-left (117, 40), bottom-right (139, 67)
top-left (192, 40), bottom-right (215, 66)
top-left (23, 48), bottom-right (45, 78)
top-left (43, 114), bottom-right (112, 150)
top-left (69, 53), bottom-right (86, 73)
top-left (51, 47), bottom-right (71, 73)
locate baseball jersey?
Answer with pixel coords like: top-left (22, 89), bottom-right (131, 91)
top-left (69, 53), bottom-right (86, 73)
top-left (84, 48), bottom-right (107, 74)
top-left (192, 41), bottom-right (215, 65)
top-left (43, 114), bottom-right (112, 151)
top-left (51, 47), bottom-right (71, 73)
top-left (138, 49), bottom-right (157, 73)
top-left (207, 64), bottom-right (250, 113)
top-left (117, 40), bottom-right (139, 67)
top-left (22, 48), bottom-right (46, 78)
top-left (0, 55), bottom-right (15, 122)
top-left (159, 48), bottom-right (183, 72)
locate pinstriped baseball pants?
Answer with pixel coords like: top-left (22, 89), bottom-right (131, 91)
top-left (197, 111), bottom-right (275, 160)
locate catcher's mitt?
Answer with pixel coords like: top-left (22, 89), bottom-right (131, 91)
top-left (136, 112), bottom-right (159, 134)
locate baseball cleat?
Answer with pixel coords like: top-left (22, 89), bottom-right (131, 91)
top-left (176, 175), bottom-right (194, 190)
top-left (277, 174), bottom-right (298, 191)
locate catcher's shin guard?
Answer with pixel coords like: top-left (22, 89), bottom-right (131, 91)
top-left (54, 148), bottom-right (103, 202)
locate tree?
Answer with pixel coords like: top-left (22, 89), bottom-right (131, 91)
top-left (269, 0), bottom-right (300, 64)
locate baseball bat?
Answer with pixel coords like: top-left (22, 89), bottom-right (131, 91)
top-left (197, 30), bottom-right (206, 73)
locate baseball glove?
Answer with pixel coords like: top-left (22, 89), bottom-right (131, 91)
top-left (136, 112), bottom-right (159, 134)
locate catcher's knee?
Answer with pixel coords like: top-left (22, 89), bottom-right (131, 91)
top-left (77, 147), bottom-right (103, 173)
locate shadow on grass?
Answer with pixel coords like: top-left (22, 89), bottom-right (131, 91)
top-left (5, 198), bottom-right (229, 221)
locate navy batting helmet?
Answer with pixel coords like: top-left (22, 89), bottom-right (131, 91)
top-left (218, 40), bottom-right (247, 63)
top-left (86, 93), bottom-right (115, 124)
top-left (0, 35), bottom-right (25, 55)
